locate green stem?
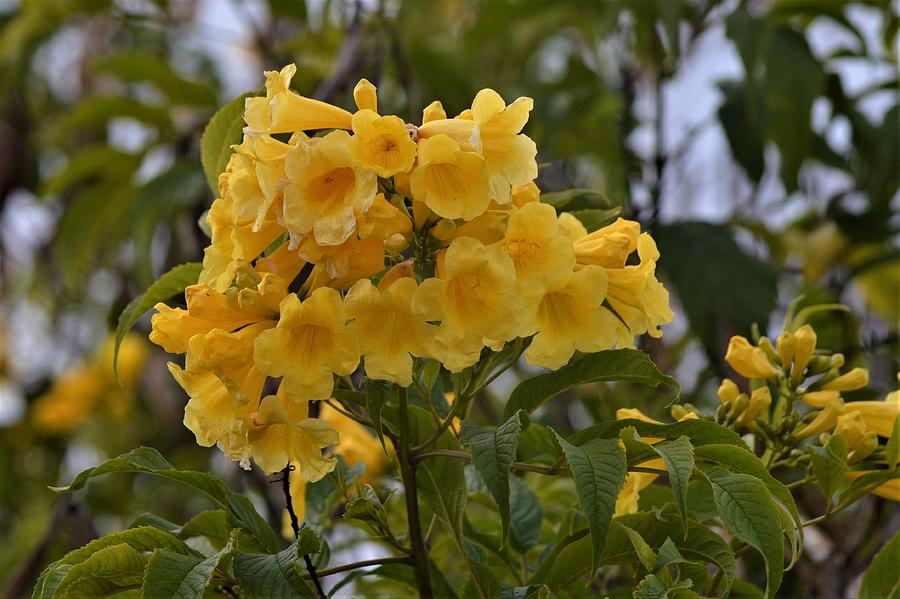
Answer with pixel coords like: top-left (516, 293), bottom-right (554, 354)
top-left (412, 449), bottom-right (471, 464)
top-left (300, 556), bottom-right (413, 579)
top-left (397, 386), bottom-right (434, 597)
top-left (411, 395), bottom-right (470, 453)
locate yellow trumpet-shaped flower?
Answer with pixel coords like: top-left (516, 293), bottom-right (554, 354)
top-left (321, 403), bottom-right (387, 484)
top-left (351, 110), bottom-right (417, 177)
top-left (510, 181), bottom-right (540, 208)
top-left (725, 336), bottom-right (779, 380)
top-left (615, 467), bottom-right (660, 516)
top-left (267, 64), bottom-right (353, 133)
top-left (346, 277), bottom-right (435, 386)
top-left (801, 389), bottom-right (841, 409)
top-left (791, 324), bottom-right (817, 383)
top-left (499, 202), bottom-right (575, 295)
top-left (822, 367), bottom-right (869, 392)
top-left (736, 386), bottom-right (772, 428)
top-left (300, 235), bottom-right (385, 290)
top-left (796, 396), bottom-right (844, 439)
top-left (470, 89), bottom-right (538, 203)
top-left (522, 266), bottom-right (618, 370)
top-left (284, 131), bottom-right (377, 246)
top-left (421, 100), bottom-right (447, 124)
top-left (833, 412), bottom-right (878, 463)
top-left (842, 388), bottom-right (900, 437)
top-left (573, 218), bottom-right (639, 269)
top-left (717, 379), bottom-right (740, 404)
top-left (254, 288), bottom-right (360, 401)
top-left (248, 393), bottom-right (339, 478)
top-left (357, 194), bottom-right (412, 243)
top-left (31, 367), bottom-right (106, 434)
top-left (412, 236), bottom-right (522, 372)
top-left (557, 212), bottom-right (588, 241)
top-left (776, 331), bottom-right (795, 372)
top-left (409, 134), bottom-right (491, 221)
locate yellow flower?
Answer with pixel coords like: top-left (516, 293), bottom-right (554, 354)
top-left (300, 235), bottom-right (385, 290)
top-left (351, 110), bottom-right (417, 177)
top-left (346, 277), bottom-right (435, 386)
top-left (791, 324), bottom-right (817, 383)
top-left (357, 194), bottom-right (412, 244)
top-left (253, 288), bottom-right (360, 401)
top-left (421, 100), bottom-right (447, 123)
top-left (248, 393), bottom-right (339, 477)
top-left (842, 389), bottom-right (900, 437)
top-left (822, 367), bottom-right (869, 391)
top-left (717, 379), bottom-right (740, 404)
top-left (776, 331), bottom-right (795, 372)
top-left (448, 208), bottom-right (511, 245)
top-left (725, 336), bottom-right (779, 380)
top-left (499, 202), bottom-right (575, 295)
top-left (557, 212), bottom-right (588, 241)
top-left (801, 389), bottom-right (841, 409)
top-left (410, 134), bottom-right (491, 221)
top-left (321, 403), bottom-right (387, 483)
top-left (470, 89), bottom-right (538, 203)
top-left (833, 412), bottom-right (878, 463)
top-left (615, 468), bottom-right (659, 516)
top-left (32, 366), bottom-right (107, 434)
top-left (844, 471), bottom-right (900, 501)
top-left (267, 64), bottom-right (353, 133)
top-left (796, 395), bottom-right (843, 439)
top-left (283, 130), bottom-right (377, 246)
top-left (736, 386), bottom-right (772, 428)
top-left (522, 266), bottom-right (617, 370)
top-left (573, 218), bottom-right (639, 269)
top-left (412, 236), bottom-right (522, 372)
top-left (510, 181), bottom-right (540, 208)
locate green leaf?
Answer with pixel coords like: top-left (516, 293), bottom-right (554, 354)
top-left (509, 476), bottom-right (542, 553)
top-left (552, 432), bottom-right (627, 577)
top-left (179, 510), bottom-right (232, 549)
top-left (459, 411), bottom-right (526, 545)
top-left (807, 434), bottom-right (849, 506)
top-left (200, 91), bottom-right (254, 195)
top-left (527, 528), bottom-right (589, 586)
top-left (114, 262), bottom-right (202, 377)
top-left (58, 96), bottom-right (174, 139)
top-left (700, 465), bottom-right (784, 599)
top-left (568, 418), bottom-right (745, 449)
top-left (364, 380), bottom-right (393, 452)
top-left (52, 447), bottom-right (278, 553)
top-left (612, 522), bottom-right (657, 572)
top-left (233, 541), bottom-right (317, 599)
top-left (54, 544), bottom-right (145, 599)
top-left (95, 51), bottom-right (216, 106)
top-left (568, 208), bottom-right (622, 232)
top-left (652, 436), bottom-right (694, 538)
top-left (619, 427), bottom-right (658, 466)
top-left (142, 532), bottom-right (235, 599)
top-left (885, 414), bottom-right (900, 470)
top-left (859, 529), bottom-right (900, 599)
top-left (503, 349), bottom-right (679, 419)
top-left (540, 188), bottom-right (616, 211)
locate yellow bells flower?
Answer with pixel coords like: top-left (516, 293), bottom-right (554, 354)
top-left (510, 181), bottom-right (540, 208)
top-left (449, 207), bottom-right (511, 246)
top-left (346, 277), bottom-right (435, 386)
top-left (615, 469), bottom-right (659, 516)
top-left (248, 393), bottom-right (339, 478)
top-left (796, 395), bottom-right (844, 439)
top-left (557, 212), bottom-right (588, 241)
top-left (254, 288), bottom-right (360, 401)
top-left (522, 266), bottom-right (618, 370)
top-left (844, 472), bottom-right (900, 501)
top-left (321, 403), bottom-right (387, 484)
top-left (351, 110), bottom-right (417, 177)
top-left (228, 142), bottom-right (289, 232)
top-left (822, 367), bottom-right (869, 391)
top-left (717, 378), bottom-right (740, 404)
top-left (353, 78), bottom-right (378, 113)
top-left (32, 366), bottom-right (107, 434)
top-left (573, 218), bottom-right (639, 269)
top-left (267, 64), bottom-right (353, 133)
top-left (842, 389), bottom-right (900, 437)
top-left (499, 202), bottom-right (575, 294)
top-left (791, 324), bottom-right (817, 384)
top-left (422, 100), bottom-right (447, 123)
top-left (357, 194), bottom-right (412, 243)
top-left (299, 235), bottom-right (385, 290)
top-left (776, 331), bottom-right (795, 373)
top-left (736, 386), bottom-right (772, 428)
top-left (409, 134), bottom-right (491, 221)
top-left (417, 118), bottom-right (481, 153)
top-left (283, 130), bottom-right (378, 246)
top-left (470, 89), bottom-right (538, 203)
top-left (833, 412), bottom-right (878, 463)
top-left (724, 336), bottom-right (779, 380)
top-left (412, 236), bottom-right (522, 372)
top-left (256, 241), bottom-right (307, 283)
top-left (801, 389), bottom-right (841, 409)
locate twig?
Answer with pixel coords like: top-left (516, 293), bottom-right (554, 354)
top-left (299, 555), bottom-right (413, 579)
top-left (281, 464), bottom-right (326, 598)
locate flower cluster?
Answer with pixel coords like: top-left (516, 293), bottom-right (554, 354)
top-left (150, 64), bottom-right (673, 477)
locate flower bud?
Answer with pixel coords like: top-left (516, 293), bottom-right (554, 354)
top-left (353, 78), bottom-right (378, 113)
top-left (822, 367), bottom-right (869, 392)
top-left (830, 353), bottom-right (845, 369)
top-left (717, 379), bottom-right (740, 404)
top-left (801, 389), bottom-right (841, 409)
top-left (807, 355), bottom-right (834, 376)
top-left (777, 332), bottom-right (795, 372)
top-left (737, 386), bottom-right (772, 428)
top-left (725, 336), bottom-right (778, 380)
top-left (791, 324), bottom-right (817, 384)
top-left (796, 397), bottom-right (843, 439)
top-left (758, 336), bottom-right (781, 366)
top-left (432, 218), bottom-right (457, 240)
top-left (728, 394), bottom-right (750, 424)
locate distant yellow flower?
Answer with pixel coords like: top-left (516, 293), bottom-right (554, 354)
top-left (523, 266), bottom-right (617, 370)
top-left (412, 237), bottom-right (522, 371)
top-left (321, 403), bottom-right (387, 483)
top-left (842, 388), bottom-right (900, 437)
top-left (253, 288), bottom-right (360, 401)
top-left (410, 134), bottom-right (491, 221)
top-left (248, 393), bottom-right (339, 477)
top-left (470, 89), bottom-right (538, 203)
top-left (283, 131), bottom-right (377, 246)
top-left (499, 202), bottom-right (575, 295)
top-left (346, 277), bottom-right (435, 386)
top-left (267, 64), bottom-right (353, 133)
top-left (351, 110), bottom-right (417, 177)
top-left (32, 366), bottom-right (107, 434)
top-left (725, 336), bottom-right (779, 380)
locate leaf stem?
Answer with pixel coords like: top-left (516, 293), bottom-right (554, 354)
top-left (299, 555), bottom-right (413, 579)
top-left (281, 464), bottom-right (325, 598)
top-left (397, 386), bottom-right (435, 596)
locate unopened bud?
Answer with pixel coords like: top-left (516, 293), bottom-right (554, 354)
top-left (822, 367), bottom-right (868, 392)
top-left (670, 405), bottom-right (690, 420)
top-left (830, 353), bottom-right (845, 369)
top-left (725, 336), bottom-right (779, 380)
top-left (758, 336), bottom-right (781, 366)
top-left (728, 394), bottom-right (750, 425)
top-left (737, 387), bottom-right (772, 428)
top-left (791, 324), bottom-right (817, 385)
top-left (717, 379), bottom-right (740, 404)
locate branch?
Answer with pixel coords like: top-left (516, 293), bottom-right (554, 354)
top-left (280, 464), bottom-right (325, 598)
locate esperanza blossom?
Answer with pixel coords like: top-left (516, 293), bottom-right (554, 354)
top-left (149, 63), bottom-right (674, 476)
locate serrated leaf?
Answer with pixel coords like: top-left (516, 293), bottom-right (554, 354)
top-left (509, 476), bottom-right (542, 553)
top-left (142, 532), bottom-right (235, 599)
top-left (114, 262), bottom-right (202, 377)
top-left (552, 432), bottom-right (627, 577)
top-left (52, 447), bottom-right (278, 553)
top-left (612, 522), bottom-right (657, 572)
top-left (700, 465), bottom-right (784, 599)
top-left (503, 349), bottom-right (679, 419)
top-left (652, 436), bottom-right (694, 538)
top-left (619, 427), bottom-right (658, 466)
top-left (55, 543), bottom-right (145, 599)
top-left (807, 434), bottom-right (849, 506)
top-left (200, 91), bottom-right (254, 195)
top-left (233, 540), bottom-right (317, 599)
top-left (859, 528), bottom-right (900, 599)
top-left (459, 411), bottom-right (525, 545)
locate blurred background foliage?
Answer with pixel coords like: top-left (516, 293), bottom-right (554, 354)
top-left (0, 0), bottom-right (897, 596)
